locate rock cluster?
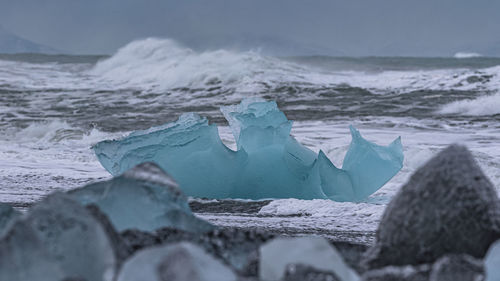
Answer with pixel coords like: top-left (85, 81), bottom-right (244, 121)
top-left (2, 144), bottom-right (500, 281)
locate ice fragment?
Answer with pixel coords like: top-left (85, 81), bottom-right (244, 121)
top-left (94, 99), bottom-right (403, 202)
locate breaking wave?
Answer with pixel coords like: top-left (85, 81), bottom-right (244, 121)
top-left (454, 52), bottom-right (483, 59)
top-left (439, 93), bottom-right (500, 116)
top-left (92, 38), bottom-right (500, 96)
top-left (91, 38), bottom-right (310, 93)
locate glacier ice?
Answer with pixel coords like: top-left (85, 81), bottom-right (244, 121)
top-left (0, 192), bottom-right (116, 281)
top-left (116, 242), bottom-right (237, 281)
top-left (485, 240), bottom-right (500, 281)
top-left (69, 162), bottom-right (215, 233)
top-left (259, 237), bottom-right (359, 281)
top-left (94, 99), bottom-right (403, 201)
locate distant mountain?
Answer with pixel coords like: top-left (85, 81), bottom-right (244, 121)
top-left (0, 26), bottom-right (60, 54)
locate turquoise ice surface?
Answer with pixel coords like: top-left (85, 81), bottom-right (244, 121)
top-left (93, 99), bottom-right (403, 202)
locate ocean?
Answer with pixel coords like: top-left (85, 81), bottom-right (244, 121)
top-left (2, 38), bottom-right (500, 243)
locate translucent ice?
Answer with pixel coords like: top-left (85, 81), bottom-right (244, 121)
top-left (0, 203), bottom-right (20, 237)
top-left (94, 99), bottom-right (403, 201)
top-left (0, 193), bottom-right (116, 281)
top-left (69, 162), bottom-right (215, 233)
top-left (259, 237), bottom-right (359, 281)
top-left (117, 242), bottom-right (237, 281)
top-left (485, 240), bottom-right (500, 281)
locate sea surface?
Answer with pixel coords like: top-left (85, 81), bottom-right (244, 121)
top-left (2, 38), bottom-right (500, 243)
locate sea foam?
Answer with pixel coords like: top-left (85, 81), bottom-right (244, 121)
top-left (439, 93), bottom-right (500, 116)
top-left (91, 38), bottom-right (500, 96)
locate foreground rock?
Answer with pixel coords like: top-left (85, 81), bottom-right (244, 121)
top-left (363, 145), bottom-right (500, 269)
top-left (0, 193), bottom-right (117, 281)
top-left (69, 162), bottom-right (214, 233)
top-left (122, 227), bottom-right (275, 276)
top-left (117, 242), bottom-right (237, 281)
top-left (259, 237), bottom-right (359, 281)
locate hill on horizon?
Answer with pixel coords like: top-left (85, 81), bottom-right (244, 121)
top-left (0, 25), bottom-right (60, 54)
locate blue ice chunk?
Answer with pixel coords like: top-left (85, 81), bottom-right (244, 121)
top-left (485, 240), bottom-right (500, 281)
top-left (220, 98), bottom-right (289, 147)
top-left (338, 126), bottom-right (404, 201)
top-left (0, 203), bottom-right (20, 237)
top-left (0, 193), bottom-right (117, 281)
top-left (68, 162), bottom-right (215, 233)
top-left (93, 99), bottom-right (403, 202)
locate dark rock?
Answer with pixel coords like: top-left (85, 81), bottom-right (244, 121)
top-left (121, 228), bottom-right (162, 252)
top-left (189, 199), bottom-right (272, 214)
top-left (362, 145), bottom-right (500, 269)
top-left (120, 226), bottom-right (274, 276)
top-left (331, 241), bottom-right (369, 274)
top-left (283, 264), bottom-right (341, 281)
top-left (155, 227), bottom-right (199, 243)
top-left (197, 228), bottom-right (275, 275)
top-left (361, 264), bottom-right (431, 281)
top-left (429, 254), bottom-right (484, 281)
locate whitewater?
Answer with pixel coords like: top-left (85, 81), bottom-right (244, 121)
top-left (1, 38), bottom-right (500, 242)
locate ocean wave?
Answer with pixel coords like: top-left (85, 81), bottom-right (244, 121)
top-left (454, 52), bottom-right (483, 59)
top-left (439, 93), bottom-right (500, 116)
top-left (91, 38), bottom-right (500, 96)
top-left (91, 38), bottom-right (310, 93)
top-left (1, 120), bottom-right (116, 146)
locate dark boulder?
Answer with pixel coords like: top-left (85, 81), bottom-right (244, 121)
top-left (363, 145), bottom-right (500, 269)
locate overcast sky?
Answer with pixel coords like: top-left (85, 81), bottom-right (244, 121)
top-left (1, 0), bottom-right (499, 56)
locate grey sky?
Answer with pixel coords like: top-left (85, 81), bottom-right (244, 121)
top-left (0, 0), bottom-right (499, 56)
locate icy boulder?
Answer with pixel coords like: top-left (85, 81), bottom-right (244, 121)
top-left (94, 99), bottom-right (403, 202)
top-left (116, 242), bottom-right (237, 281)
top-left (0, 193), bottom-right (116, 281)
top-left (485, 240), bottom-right (500, 281)
top-left (362, 144), bottom-right (500, 269)
top-left (69, 162), bottom-right (214, 233)
top-left (259, 237), bottom-right (360, 281)
top-left (0, 202), bottom-right (20, 237)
